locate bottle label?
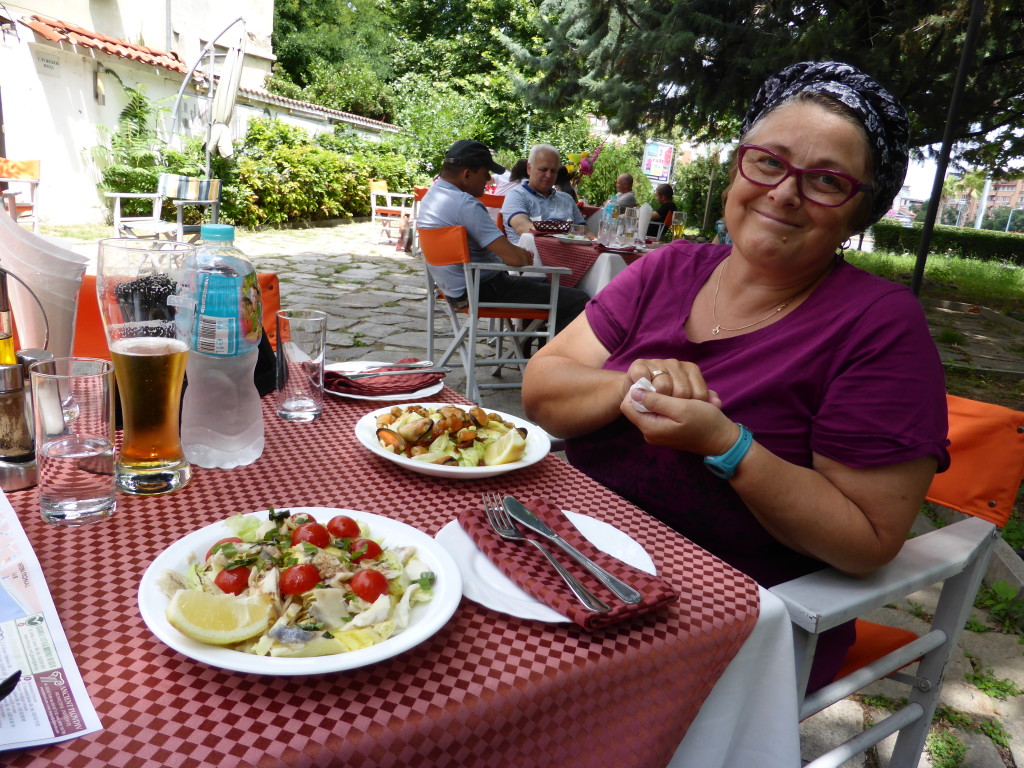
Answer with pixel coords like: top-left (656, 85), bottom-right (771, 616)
top-left (192, 273), bottom-right (263, 356)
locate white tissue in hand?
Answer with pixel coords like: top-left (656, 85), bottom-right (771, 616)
top-left (630, 377), bottom-right (656, 413)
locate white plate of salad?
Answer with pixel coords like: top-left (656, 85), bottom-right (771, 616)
top-left (138, 507), bottom-right (462, 675)
top-left (354, 403), bottom-right (550, 480)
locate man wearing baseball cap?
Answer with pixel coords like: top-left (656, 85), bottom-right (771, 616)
top-left (416, 140), bottom-right (589, 338)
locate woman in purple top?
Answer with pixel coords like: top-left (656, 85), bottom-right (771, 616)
top-left (522, 61), bottom-right (949, 691)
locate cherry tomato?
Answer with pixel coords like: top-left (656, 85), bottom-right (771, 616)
top-left (327, 515), bottom-right (360, 540)
top-left (280, 564), bottom-right (321, 595)
top-left (206, 537), bottom-right (243, 562)
top-left (350, 569), bottom-right (389, 603)
top-left (291, 522), bottom-right (331, 549)
top-left (214, 565), bottom-right (251, 596)
top-left (349, 538), bottom-right (382, 563)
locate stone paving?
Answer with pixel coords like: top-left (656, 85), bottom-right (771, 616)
top-left (59, 221), bottom-right (1024, 767)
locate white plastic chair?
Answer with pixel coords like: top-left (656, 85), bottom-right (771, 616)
top-left (770, 395), bottom-right (1024, 767)
top-left (107, 173), bottom-right (221, 241)
top-left (370, 180), bottom-right (413, 243)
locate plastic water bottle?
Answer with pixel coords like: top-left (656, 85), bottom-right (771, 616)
top-left (603, 194), bottom-right (618, 222)
top-left (180, 224), bottom-right (265, 468)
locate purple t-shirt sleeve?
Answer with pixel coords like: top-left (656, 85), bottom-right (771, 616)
top-left (586, 243), bottom-right (949, 472)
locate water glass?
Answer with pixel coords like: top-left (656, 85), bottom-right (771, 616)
top-left (30, 358), bottom-right (116, 525)
top-left (618, 215), bottom-right (638, 247)
top-left (276, 309), bottom-right (327, 422)
top-left (96, 238), bottom-right (195, 495)
top-left (598, 219), bottom-right (616, 246)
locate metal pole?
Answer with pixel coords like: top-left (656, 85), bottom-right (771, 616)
top-left (1007, 209), bottom-right (1021, 232)
top-left (911, 0), bottom-right (986, 296)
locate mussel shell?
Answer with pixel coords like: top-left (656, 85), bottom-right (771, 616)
top-left (469, 407), bottom-right (490, 428)
top-left (376, 428), bottom-right (407, 453)
top-left (396, 417), bottom-right (434, 444)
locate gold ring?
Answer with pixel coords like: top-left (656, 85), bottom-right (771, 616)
top-left (650, 370), bottom-right (667, 379)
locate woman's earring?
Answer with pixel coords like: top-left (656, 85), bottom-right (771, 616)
top-left (836, 238), bottom-right (851, 259)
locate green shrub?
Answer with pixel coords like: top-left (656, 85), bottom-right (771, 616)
top-left (872, 220), bottom-right (1024, 265)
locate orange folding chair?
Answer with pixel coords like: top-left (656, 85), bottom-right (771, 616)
top-left (0, 159), bottom-right (41, 232)
top-left (416, 225), bottom-right (569, 403)
top-left (771, 394), bottom-right (1024, 767)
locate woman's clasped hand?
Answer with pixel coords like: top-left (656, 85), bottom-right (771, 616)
top-left (521, 61), bottom-right (950, 693)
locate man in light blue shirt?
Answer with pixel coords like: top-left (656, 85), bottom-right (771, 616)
top-left (501, 144), bottom-right (585, 245)
top-left (417, 140), bottom-right (589, 335)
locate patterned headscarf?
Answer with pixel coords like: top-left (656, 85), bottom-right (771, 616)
top-left (741, 61), bottom-right (910, 226)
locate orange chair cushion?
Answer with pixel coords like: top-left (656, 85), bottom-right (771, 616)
top-left (73, 275), bottom-right (110, 360)
top-left (257, 273), bottom-right (280, 350)
top-left (74, 273), bottom-right (281, 357)
top-left (926, 394), bottom-right (1024, 527)
top-left (418, 226), bottom-right (471, 267)
top-left (0, 158), bottom-right (40, 180)
top-left (835, 619), bottom-right (919, 681)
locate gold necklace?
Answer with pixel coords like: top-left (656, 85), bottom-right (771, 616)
top-left (710, 258), bottom-right (818, 335)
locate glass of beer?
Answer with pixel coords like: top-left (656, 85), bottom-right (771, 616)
top-left (96, 239), bottom-right (196, 495)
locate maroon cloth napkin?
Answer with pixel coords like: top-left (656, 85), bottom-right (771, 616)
top-left (324, 357), bottom-right (445, 396)
top-left (459, 496), bottom-right (679, 630)
top-left (593, 242), bottom-right (639, 255)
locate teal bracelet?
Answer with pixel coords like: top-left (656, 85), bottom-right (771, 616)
top-left (703, 424), bottom-right (753, 479)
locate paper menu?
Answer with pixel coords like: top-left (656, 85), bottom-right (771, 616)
top-left (0, 491), bottom-right (101, 751)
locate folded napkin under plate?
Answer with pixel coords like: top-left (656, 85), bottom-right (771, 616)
top-left (458, 496), bottom-right (678, 630)
top-left (324, 357), bottom-right (446, 397)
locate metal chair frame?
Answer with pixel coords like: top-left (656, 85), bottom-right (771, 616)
top-left (417, 225), bottom-right (569, 404)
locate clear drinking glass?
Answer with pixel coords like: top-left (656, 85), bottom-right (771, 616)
top-left (618, 215), bottom-right (638, 247)
top-left (96, 238), bottom-right (195, 495)
top-left (275, 309), bottom-right (327, 422)
top-left (30, 358), bottom-right (116, 524)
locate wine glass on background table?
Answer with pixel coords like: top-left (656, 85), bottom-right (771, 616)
top-left (96, 239), bottom-right (196, 495)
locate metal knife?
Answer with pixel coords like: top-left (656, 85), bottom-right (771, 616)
top-left (344, 367), bottom-right (451, 380)
top-left (503, 496), bottom-right (643, 604)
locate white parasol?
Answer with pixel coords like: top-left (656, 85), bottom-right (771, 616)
top-left (208, 42), bottom-right (244, 160)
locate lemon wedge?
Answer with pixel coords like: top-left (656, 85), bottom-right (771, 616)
top-left (166, 591), bottom-right (272, 645)
top-left (483, 428), bottom-right (527, 466)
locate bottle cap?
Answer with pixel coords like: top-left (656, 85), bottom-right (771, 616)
top-left (200, 224), bottom-right (236, 242)
top-left (0, 363), bottom-right (24, 393)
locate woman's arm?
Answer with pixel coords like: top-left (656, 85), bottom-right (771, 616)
top-left (521, 314), bottom-right (624, 438)
top-left (522, 314), bottom-right (721, 438)
top-left (626, 389), bottom-right (937, 576)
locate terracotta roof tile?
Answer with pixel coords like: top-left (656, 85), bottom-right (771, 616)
top-left (19, 14), bottom-right (189, 76)
top-left (18, 14), bottom-right (402, 133)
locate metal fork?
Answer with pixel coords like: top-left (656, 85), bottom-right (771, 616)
top-left (482, 492), bottom-right (611, 613)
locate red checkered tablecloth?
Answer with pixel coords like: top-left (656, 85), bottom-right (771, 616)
top-left (5, 389), bottom-right (759, 768)
top-left (535, 237), bottom-right (644, 288)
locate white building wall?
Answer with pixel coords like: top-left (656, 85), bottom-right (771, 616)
top-left (0, 0), bottom-right (275, 226)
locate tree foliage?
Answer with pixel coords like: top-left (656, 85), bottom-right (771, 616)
top-left (521, 0), bottom-right (1024, 174)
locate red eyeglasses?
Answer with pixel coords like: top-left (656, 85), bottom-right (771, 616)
top-left (737, 145), bottom-right (872, 207)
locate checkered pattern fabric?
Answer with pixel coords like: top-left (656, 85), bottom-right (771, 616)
top-left (6, 389), bottom-right (759, 768)
top-left (535, 237), bottom-right (644, 288)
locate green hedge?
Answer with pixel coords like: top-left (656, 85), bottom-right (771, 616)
top-left (872, 220), bottom-right (1024, 266)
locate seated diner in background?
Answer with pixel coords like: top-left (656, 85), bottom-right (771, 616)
top-left (555, 165), bottom-right (578, 202)
top-left (611, 173), bottom-right (637, 211)
top-left (416, 139), bottom-right (589, 334)
top-left (521, 61), bottom-right (949, 693)
top-left (501, 144), bottom-right (585, 245)
top-left (492, 158), bottom-right (527, 196)
top-left (647, 183), bottom-right (677, 237)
